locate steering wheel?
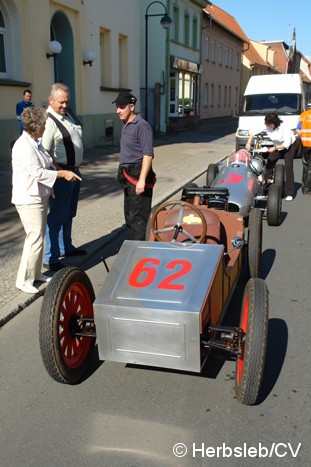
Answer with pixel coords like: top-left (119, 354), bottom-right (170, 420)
top-left (151, 200), bottom-right (207, 243)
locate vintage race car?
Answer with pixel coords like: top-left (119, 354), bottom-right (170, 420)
top-left (206, 147), bottom-right (284, 226)
top-left (39, 187), bottom-right (269, 405)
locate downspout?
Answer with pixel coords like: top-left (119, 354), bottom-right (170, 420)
top-left (240, 40), bottom-right (249, 110)
top-left (200, 11), bottom-right (212, 123)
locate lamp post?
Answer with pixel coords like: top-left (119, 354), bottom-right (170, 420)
top-left (145, 1), bottom-right (172, 122)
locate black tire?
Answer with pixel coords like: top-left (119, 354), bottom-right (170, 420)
top-left (247, 208), bottom-right (262, 278)
top-left (206, 163), bottom-right (218, 187)
top-left (235, 278), bottom-right (269, 405)
top-left (39, 266), bottom-right (96, 384)
top-left (267, 184), bottom-right (282, 226)
top-left (273, 163), bottom-right (284, 192)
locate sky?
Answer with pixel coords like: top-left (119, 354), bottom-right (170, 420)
top-left (210, 0), bottom-right (311, 58)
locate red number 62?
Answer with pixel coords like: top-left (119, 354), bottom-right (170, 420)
top-left (128, 258), bottom-right (192, 290)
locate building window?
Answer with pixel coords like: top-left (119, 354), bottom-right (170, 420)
top-left (229, 48), bottom-right (233, 68)
top-left (236, 52), bottom-right (240, 70)
top-left (204, 83), bottom-right (209, 106)
top-left (184, 12), bottom-right (190, 46)
top-left (172, 5), bottom-right (179, 42)
top-left (119, 34), bottom-right (128, 88)
top-left (211, 40), bottom-right (215, 62)
top-left (218, 44), bottom-right (222, 64)
top-left (235, 86), bottom-right (239, 108)
top-left (205, 36), bottom-right (209, 60)
top-left (218, 85), bottom-right (221, 106)
top-left (100, 28), bottom-right (111, 87)
top-left (0, 10), bottom-right (7, 77)
top-left (225, 48), bottom-right (228, 67)
top-left (211, 84), bottom-right (214, 107)
top-left (192, 16), bottom-right (198, 49)
top-left (229, 86), bottom-right (232, 107)
top-left (224, 86), bottom-right (227, 106)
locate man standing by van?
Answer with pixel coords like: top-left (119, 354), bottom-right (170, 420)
top-left (297, 105), bottom-right (311, 194)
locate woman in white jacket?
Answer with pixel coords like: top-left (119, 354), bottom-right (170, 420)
top-left (12, 107), bottom-right (81, 293)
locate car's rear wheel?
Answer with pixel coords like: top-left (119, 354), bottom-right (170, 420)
top-left (206, 163), bottom-right (218, 187)
top-left (273, 164), bottom-right (284, 192)
top-left (267, 184), bottom-right (282, 226)
top-left (235, 278), bottom-right (269, 405)
top-left (247, 208), bottom-right (262, 278)
top-left (39, 266), bottom-right (96, 384)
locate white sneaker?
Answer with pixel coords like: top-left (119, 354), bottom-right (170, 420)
top-left (36, 274), bottom-right (52, 283)
top-left (17, 284), bottom-right (39, 294)
top-left (285, 196), bottom-right (293, 202)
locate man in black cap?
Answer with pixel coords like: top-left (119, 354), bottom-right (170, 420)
top-left (113, 91), bottom-right (156, 240)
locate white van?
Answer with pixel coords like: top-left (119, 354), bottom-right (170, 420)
top-left (235, 73), bottom-right (305, 150)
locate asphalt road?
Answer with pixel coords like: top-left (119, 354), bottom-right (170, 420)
top-left (1, 162), bottom-right (310, 467)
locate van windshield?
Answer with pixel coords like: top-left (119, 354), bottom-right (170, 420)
top-left (242, 93), bottom-right (301, 115)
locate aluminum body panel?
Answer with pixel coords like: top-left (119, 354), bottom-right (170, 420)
top-left (212, 163), bottom-right (260, 217)
top-left (94, 241), bottom-right (224, 372)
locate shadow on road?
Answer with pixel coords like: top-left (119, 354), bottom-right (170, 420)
top-left (257, 318), bottom-right (288, 404)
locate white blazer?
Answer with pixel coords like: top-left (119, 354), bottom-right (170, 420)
top-left (11, 132), bottom-right (58, 205)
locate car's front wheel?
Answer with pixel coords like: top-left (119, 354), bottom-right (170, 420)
top-left (206, 163), bottom-right (219, 187)
top-left (39, 266), bottom-right (96, 384)
top-left (247, 208), bottom-right (262, 278)
top-left (235, 278), bottom-right (269, 405)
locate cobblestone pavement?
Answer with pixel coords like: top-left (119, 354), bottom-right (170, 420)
top-left (0, 120), bottom-right (237, 326)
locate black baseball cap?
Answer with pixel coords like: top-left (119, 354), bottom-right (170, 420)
top-left (112, 92), bottom-right (137, 106)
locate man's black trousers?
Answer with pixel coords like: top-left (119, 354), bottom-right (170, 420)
top-left (123, 183), bottom-right (153, 240)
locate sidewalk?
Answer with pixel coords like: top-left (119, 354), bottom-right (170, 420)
top-left (0, 120), bottom-right (237, 326)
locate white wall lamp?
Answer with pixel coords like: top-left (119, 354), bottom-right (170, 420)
top-left (46, 40), bottom-right (62, 59)
top-left (83, 50), bottom-right (96, 66)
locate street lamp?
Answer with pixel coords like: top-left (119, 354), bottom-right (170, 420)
top-left (46, 40), bottom-right (62, 59)
top-left (83, 50), bottom-right (96, 66)
top-left (145, 1), bottom-right (172, 122)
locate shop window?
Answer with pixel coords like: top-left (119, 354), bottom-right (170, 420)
top-left (170, 71), bottom-right (198, 116)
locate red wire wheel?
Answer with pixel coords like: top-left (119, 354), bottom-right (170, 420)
top-left (58, 281), bottom-right (93, 368)
top-left (235, 278), bottom-right (269, 405)
top-left (39, 267), bottom-right (96, 384)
